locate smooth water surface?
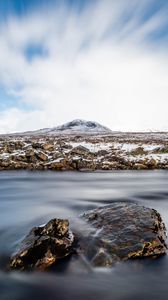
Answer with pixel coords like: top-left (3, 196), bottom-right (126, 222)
top-left (0, 170), bottom-right (168, 300)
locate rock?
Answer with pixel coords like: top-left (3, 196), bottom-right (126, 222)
top-left (146, 158), bottom-right (158, 168)
top-left (133, 163), bottom-right (148, 170)
top-left (70, 145), bottom-right (90, 156)
top-left (0, 160), bottom-right (10, 167)
top-left (130, 147), bottom-right (147, 156)
top-left (101, 161), bottom-right (120, 170)
top-left (48, 158), bottom-right (70, 170)
top-left (32, 142), bottom-right (42, 149)
top-left (42, 143), bottom-right (54, 151)
top-left (13, 161), bottom-right (28, 169)
top-left (36, 151), bottom-right (48, 161)
top-left (25, 149), bottom-right (35, 157)
top-left (78, 203), bottom-right (167, 267)
top-left (10, 219), bottom-right (74, 271)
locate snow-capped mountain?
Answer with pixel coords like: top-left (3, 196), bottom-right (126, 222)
top-left (55, 119), bottom-right (111, 133)
top-left (11, 119), bottom-right (112, 135)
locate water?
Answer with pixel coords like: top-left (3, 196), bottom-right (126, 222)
top-left (0, 170), bottom-right (168, 300)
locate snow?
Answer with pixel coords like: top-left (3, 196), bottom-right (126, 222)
top-left (10, 119), bottom-right (112, 135)
top-left (69, 141), bottom-right (113, 153)
top-left (55, 119), bottom-right (111, 133)
top-left (50, 158), bottom-right (64, 163)
top-left (142, 144), bottom-right (162, 151)
top-left (127, 153), bottom-right (168, 163)
top-left (0, 153), bottom-right (10, 159)
top-left (71, 156), bottom-right (81, 160)
top-left (114, 143), bottom-right (163, 152)
top-left (145, 153), bottom-right (168, 163)
top-left (118, 143), bottom-right (139, 152)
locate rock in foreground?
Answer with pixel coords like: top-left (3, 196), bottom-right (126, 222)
top-left (79, 203), bottom-right (167, 267)
top-left (9, 204), bottom-right (167, 271)
top-left (10, 219), bottom-right (74, 271)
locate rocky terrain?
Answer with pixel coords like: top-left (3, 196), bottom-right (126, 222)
top-left (0, 119), bottom-right (168, 171)
top-left (0, 132), bottom-right (168, 171)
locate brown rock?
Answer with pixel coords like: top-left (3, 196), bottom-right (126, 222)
top-left (70, 145), bottom-right (90, 156)
top-left (42, 144), bottom-right (54, 151)
top-left (36, 151), bottom-right (48, 161)
top-left (133, 163), bottom-right (148, 170)
top-left (10, 219), bottom-right (74, 271)
top-left (25, 149), bottom-right (35, 157)
top-left (79, 203), bottom-right (167, 267)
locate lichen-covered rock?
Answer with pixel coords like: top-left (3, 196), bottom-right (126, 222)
top-left (79, 203), bottom-right (167, 267)
top-left (10, 219), bottom-right (74, 271)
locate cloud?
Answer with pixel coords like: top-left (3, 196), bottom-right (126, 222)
top-left (0, 0), bottom-right (168, 133)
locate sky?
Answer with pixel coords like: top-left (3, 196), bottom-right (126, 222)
top-left (0, 0), bottom-right (168, 133)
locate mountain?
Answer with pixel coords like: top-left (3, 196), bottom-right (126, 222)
top-left (10, 119), bottom-right (112, 136)
top-left (55, 119), bottom-right (111, 133)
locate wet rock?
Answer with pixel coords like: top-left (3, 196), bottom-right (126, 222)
top-left (79, 203), bottom-right (167, 267)
top-left (146, 158), bottom-right (158, 168)
top-left (10, 219), bottom-right (74, 271)
top-left (101, 161), bottom-right (120, 170)
top-left (133, 163), bottom-right (148, 170)
top-left (0, 160), bottom-right (10, 168)
top-left (48, 158), bottom-right (70, 170)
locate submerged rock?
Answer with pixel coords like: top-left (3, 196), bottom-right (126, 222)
top-left (10, 219), bottom-right (74, 271)
top-left (78, 203), bottom-right (167, 267)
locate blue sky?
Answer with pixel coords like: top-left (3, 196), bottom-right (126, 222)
top-left (0, 0), bottom-right (88, 18)
top-left (0, 0), bottom-right (168, 133)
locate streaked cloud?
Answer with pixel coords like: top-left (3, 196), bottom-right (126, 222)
top-left (0, 0), bottom-right (168, 133)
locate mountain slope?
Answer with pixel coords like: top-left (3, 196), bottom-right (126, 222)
top-left (10, 119), bottom-right (112, 136)
top-left (54, 119), bottom-right (111, 133)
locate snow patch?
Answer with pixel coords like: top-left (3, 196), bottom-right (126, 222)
top-left (69, 141), bottom-right (113, 153)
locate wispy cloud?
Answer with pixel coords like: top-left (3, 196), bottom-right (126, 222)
top-left (0, 0), bottom-right (168, 133)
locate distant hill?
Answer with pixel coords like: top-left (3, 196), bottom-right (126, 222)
top-left (9, 119), bottom-right (112, 136)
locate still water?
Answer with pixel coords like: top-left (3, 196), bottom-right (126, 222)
top-left (0, 170), bottom-right (168, 300)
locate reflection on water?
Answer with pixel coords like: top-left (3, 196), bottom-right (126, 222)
top-left (0, 170), bottom-right (168, 300)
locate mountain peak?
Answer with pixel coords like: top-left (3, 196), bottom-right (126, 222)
top-left (8, 119), bottom-right (112, 135)
top-left (55, 119), bottom-right (112, 133)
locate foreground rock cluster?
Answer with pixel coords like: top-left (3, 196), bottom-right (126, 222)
top-left (0, 132), bottom-right (168, 171)
top-left (10, 203), bottom-right (167, 271)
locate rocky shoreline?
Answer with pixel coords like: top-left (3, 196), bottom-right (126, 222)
top-left (0, 132), bottom-right (168, 171)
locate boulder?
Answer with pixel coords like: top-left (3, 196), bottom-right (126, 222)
top-left (70, 145), bottom-right (90, 156)
top-left (9, 203), bottom-right (167, 271)
top-left (10, 219), bottom-right (74, 271)
top-left (78, 203), bottom-right (167, 267)
top-left (130, 147), bottom-right (147, 156)
top-left (133, 163), bottom-right (148, 170)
